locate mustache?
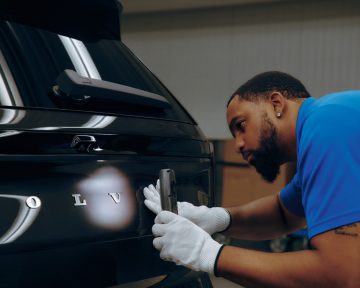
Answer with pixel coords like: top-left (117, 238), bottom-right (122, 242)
top-left (241, 150), bottom-right (256, 161)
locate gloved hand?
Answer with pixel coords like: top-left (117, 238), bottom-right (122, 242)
top-left (152, 211), bottom-right (223, 274)
top-left (143, 180), bottom-right (231, 235)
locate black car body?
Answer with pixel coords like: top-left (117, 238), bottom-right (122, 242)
top-left (0, 1), bottom-right (214, 287)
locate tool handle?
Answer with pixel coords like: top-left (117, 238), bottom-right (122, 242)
top-left (159, 169), bottom-right (178, 214)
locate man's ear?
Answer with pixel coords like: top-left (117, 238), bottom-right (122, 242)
top-left (269, 92), bottom-right (286, 116)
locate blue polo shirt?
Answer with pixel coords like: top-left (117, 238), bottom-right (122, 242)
top-left (280, 91), bottom-right (360, 239)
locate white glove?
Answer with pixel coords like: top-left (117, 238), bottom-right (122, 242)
top-left (143, 180), bottom-right (231, 235)
top-left (152, 211), bottom-right (223, 274)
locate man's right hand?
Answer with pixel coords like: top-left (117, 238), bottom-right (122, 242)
top-left (143, 180), bottom-right (231, 235)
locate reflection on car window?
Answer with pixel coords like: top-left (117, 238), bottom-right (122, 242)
top-left (59, 36), bottom-right (101, 80)
top-left (0, 50), bottom-right (23, 107)
top-left (0, 48), bottom-right (27, 124)
top-left (0, 21), bottom-right (192, 123)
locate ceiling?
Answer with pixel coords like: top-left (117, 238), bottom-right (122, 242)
top-left (120, 0), bottom-right (289, 14)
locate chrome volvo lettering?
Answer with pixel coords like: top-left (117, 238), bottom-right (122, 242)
top-left (25, 196), bottom-right (42, 209)
top-left (71, 193), bottom-right (123, 206)
top-left (108, 192), bottom-right (121, 204)
top-left (72, 194), bottom-right (87, 206)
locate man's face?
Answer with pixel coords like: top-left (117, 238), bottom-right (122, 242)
top-left (226, 97), bottom-right (281, 183)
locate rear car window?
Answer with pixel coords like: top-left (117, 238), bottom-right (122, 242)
top-left (0, 21), bottom-right (193, 123)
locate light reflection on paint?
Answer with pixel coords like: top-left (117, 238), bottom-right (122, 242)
top-left (32, 115), bottom-right (116, 130)
top-left (76, 167), bottom-right (136, 230)
top-left (0, 131), bottom-right (22, 138)
top-left (0, 195), bottom-right (41, 243)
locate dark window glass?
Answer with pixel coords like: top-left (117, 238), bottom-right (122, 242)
top-left (0, 21), bottom-right (193, 123)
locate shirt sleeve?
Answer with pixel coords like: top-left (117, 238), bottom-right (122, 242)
top-left (298, 105), bottom-right (360, 239)
top-left (280, 173), bottom-right (305, 218)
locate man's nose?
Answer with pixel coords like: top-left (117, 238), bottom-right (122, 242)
top-left (235, 136), bottom-right (245, 153)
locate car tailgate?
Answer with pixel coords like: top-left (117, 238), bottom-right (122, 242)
top-left (0, 108), bottom-right (214, 287)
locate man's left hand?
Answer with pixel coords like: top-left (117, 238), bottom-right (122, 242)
top-left (152, 211), bottom-right (223, 274)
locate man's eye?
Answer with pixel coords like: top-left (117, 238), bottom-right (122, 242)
top-left (235, 121), bottom-right (246, 132)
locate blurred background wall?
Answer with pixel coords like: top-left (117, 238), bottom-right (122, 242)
top-left (121, 0), bottom-right (360, 139)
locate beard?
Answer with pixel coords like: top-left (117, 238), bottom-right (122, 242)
top-left (249, 114), bottom-right (281, 183)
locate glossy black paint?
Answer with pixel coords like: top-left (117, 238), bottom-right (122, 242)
top-left (0, 108), bottom-right (210, 156)
top-left (0, 157), bottom-right (212, 247)
top-left (0, 107), bottom-right (213, 286)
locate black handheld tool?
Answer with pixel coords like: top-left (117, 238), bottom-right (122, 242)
top-left (159, 169), bottom-right (178, 214)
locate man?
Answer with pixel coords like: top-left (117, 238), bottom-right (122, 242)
top-left (143, 71), bottom-right (360, 287)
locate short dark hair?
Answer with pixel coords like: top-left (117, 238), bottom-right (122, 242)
top-left (228, 71), bottom-right (310, 106)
